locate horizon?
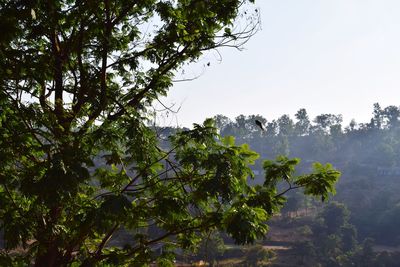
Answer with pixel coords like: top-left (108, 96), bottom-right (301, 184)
top-left (159, 0), bottom-right (400, 128)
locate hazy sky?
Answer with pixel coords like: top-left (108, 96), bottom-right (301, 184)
top-left (161, 0), bottom-right (400, 127)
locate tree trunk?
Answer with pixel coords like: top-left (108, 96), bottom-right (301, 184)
top-left (34, 245), bottom-right (62, 267)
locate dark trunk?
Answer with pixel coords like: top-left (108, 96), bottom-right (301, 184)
top-left (34, 245), bottom-right (62, 267)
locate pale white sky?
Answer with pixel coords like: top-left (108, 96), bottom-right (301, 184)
top-left (161, 0), bottom-right (400, 127)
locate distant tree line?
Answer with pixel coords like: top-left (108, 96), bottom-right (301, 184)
top-left (149, 103), bottom-right (400, 265)
top-left (205, 103), bottom-right (400, 248)
top-left (213, 103), bottom-right (400, 166)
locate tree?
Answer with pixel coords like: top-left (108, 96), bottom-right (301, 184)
top-left (0, 1), bottom-right (339, 266)
top-left (313, 114), bottom-right (342, 134)
top-left (196, 231), bottom-right (226, 267)
top-left (341, 224), bottom-right (357, 252)
top-left (292, 241), bottom-right (316, 265)
top-left (231, 114), bottom-right (267, 139)
top-left (345, 119), bottom-right (358, 133)
top-left (277, 114), bottom-right (294, 136)
top-left (383, 105), bottom-right (400, 128)
top-left (377, 202), bottom-right (400, 245)
top-left (214, 114), bottom-right (232, 134)
top-left (311, 202), bottom-right (360, 266)
top-left (320, 202), bottom-right (350, 234)
top-left (243, 244), bottom-right (275, 267)
top-left (265, 120), bottom-right (278, 137)
top-left (372, 103), bottom-right (384, 129)
top-left (358, 238), bottom-right (376, 266)
top-left (294, 108), bottom-right (310, 136)
top-left (280, 194), bottom-right (302, 218)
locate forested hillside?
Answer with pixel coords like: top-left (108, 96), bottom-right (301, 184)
top-left (1, 0), bottom-right (397, 265)
top-left (156, 103), bottom-right (400, 266)
top-left (211, 103), bottom-right (400, 246)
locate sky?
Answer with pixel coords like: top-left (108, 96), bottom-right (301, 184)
top-left (160, 0), bottom-right (400, 127)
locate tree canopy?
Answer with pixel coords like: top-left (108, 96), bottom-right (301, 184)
top-left (0, 1), bottom-right (339, 266)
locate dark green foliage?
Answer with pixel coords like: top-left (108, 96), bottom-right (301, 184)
top-left (376, 203), bottom-right (400, 244)
top-left (0, 1), bottom-right (339, 266)
top-left (195, 231), bottom-right (226, 266)
top-left (319, 202), bottom-right (350, 234)
top-left (215, 105), bottom-right (400, 250)
top-left (303, 202), bottom-right (360, 266)
top-left (292, 241), bottom-right (316, 265)
top-left (243, 244), bottom-right (275, 267)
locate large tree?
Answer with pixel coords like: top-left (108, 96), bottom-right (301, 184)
top-left (0, 1), bottom-right (339, 266)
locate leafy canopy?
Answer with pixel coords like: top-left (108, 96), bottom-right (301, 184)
top-left (0, 0), bottom-right (339, 266)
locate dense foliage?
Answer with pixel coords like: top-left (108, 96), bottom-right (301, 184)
top-left (212, 104), bottom-right (400, 258)
top-left (0, 1), bottom-right (339, 266)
